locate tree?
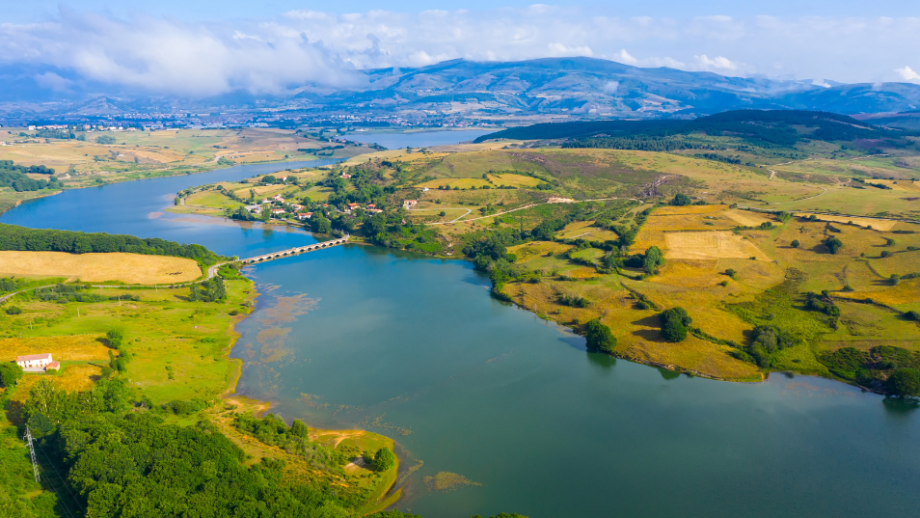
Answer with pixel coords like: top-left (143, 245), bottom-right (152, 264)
top-left (95, 135), bottom-right (116, 145)
top-left (585, 319), bottom-right (617, 353)
top-left (106, 329), bottom-right (124, 348)
top-left (890, 274), bottom-right (900, 286)
top-left (886, 368), bottom-right (920, 397)
top-left (777, 212), bottom-right (793, 224)
top-left (0, 362), bottom-right (23, 388)
top-left (364, 213), bottom-right (387, 238)
top-left (312, 215), bottom-right (332, 234)
top-left (643, 246), bottom-right (664, 274)
top-left (373, 447), bottom-right (396, 472)
top-left (724, 268), bottom-right (737, 279)
top-left (658, 307), bottom-right (692, 342)
top-left (790, 240), bottom-right (800, 248)
top-left (670, 193), bottom-right (692, 206)
top-left (824, 236), bottom-right (843, 254)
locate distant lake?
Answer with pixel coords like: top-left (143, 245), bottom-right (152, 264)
top-left (345, 129), bottom-right (493, 150)
top-left (3, 157), bottom-right (920, 518)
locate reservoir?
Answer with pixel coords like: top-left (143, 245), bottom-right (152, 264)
top-left (3, 146), bottom-right (919, 518)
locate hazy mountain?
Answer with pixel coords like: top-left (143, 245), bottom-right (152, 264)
top-left (2, 57), bottom-right (920, 122)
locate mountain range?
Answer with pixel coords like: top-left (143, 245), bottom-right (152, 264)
top-left (3, 57), bottom-right (920, 123)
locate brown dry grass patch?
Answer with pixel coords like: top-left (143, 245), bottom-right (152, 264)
top-left (665, 232), bottom-right (770, 261)
top-left (11, 364), bottom-right (103, 401)
top-left (724, 209), bottom-right (773, 227)
top-left (0, 251), bottom-right (201, 284)
top-left (794, 213), bottom-right (898, 231)
top-left (0, 335), bottom-right (111, 362)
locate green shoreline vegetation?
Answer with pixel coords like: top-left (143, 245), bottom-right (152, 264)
top-left (167, 110), bottom-right (920, 395)
top-left (0, 234), bottom-right (466, 518)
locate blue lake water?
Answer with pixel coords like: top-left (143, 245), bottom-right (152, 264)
top-left (2, 146), bottom-right (919, 518)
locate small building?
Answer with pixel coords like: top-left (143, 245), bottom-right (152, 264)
top-left (366, 208), bottom-right (383, 214)
top-left (341, 173), bottom-right (352, 179)
top-left (291, 204), bottom-right (304, 211)
top-left (271, 208), bottom-right (285, 216)
top-left (16, 353), bottom-right (53, 371)
top-left (366, 203), bottom-right (376, 209)
top-left (347, 203), bottom-right (360, 211)
top-left (46, 361), bottom-right (61, 371)
top-left (245, 204), bottom-right (261, 213)
top-left (403, 200), bottom-right (418, 209)
top-left (422, 187), bottom-right (430, 192)
top-left (297, 212), bottom-right (313, 220)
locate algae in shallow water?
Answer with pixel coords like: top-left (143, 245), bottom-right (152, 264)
top-left (424, 472), bottom-right (483, 492)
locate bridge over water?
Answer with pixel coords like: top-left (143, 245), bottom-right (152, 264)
top-left (239, 235), bottom-right (350, 265)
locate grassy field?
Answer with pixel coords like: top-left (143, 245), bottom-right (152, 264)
top-left (128, 143), bottom-right (920, 382)
top-left (0, 127), bottom-right (369, 217)
top-left (0, 251), bottom-right (202, 284)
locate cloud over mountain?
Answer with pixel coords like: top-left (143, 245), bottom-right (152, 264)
top-left (1, 7), bottom-right (919, 97)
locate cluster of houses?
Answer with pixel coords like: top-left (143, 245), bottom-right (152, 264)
top-left (15, 353), bottom-right (60, 373)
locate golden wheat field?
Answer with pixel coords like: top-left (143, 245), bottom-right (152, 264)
top-left (0, 335), bottom-right (112, 362)
top-left (665, 231), bottom-right (771, 261)
top-left (0, 251), bottom-right (201, 284)
top-left (11, 364), bottom-right (104, 401)
top-left (793, 213), bottom-right (899, 230)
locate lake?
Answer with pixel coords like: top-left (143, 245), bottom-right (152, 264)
top-left (345, 130), bottom-right (493, 150)
top-left (2, 147), bottom-right (919, 518)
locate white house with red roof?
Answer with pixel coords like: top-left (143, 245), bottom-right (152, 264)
top-left (297, 212), bottom-right (313, 220)
top-left (16, 353), bottom-right (54, 372)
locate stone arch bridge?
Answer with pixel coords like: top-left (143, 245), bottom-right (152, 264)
top-left (239, 236), bottom-right (350, 265)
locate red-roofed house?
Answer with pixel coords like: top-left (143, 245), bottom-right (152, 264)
top-left (16, 353), bottom-right (53, 371)
top-left (403, 200), bottom-right (418, 209)
top-left (46, 361), bottom-right (61, 371)
top-left (271, 208), bottom-right (285, 216)
top-left (297, 212), bottom-right (313, 220)
top-left (366, 204), bottom-right (376, 209)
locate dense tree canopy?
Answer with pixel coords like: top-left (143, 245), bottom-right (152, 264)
top-left (658, 307), bottom-right (692, 342)
top-left (0, 223), bottom-right (223, 264)
top-left (585, 319), bottom-right (617, 353)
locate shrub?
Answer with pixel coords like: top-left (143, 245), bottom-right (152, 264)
top-left (0, 362), bottom-right (24, 388)
top-left (790, 240), bottom-right (800, 248)
top-left (643, 246), bottom-right (665, 274)
top-left (824, 236), bottom-right (843, 254)
top-left (373, 447), bottom-right (396, 472)
top-left (670, 193), bottom-right (692, 206)
top-left (724, 268), bottom-right (737, 279)
top-left (880, 251), bottom-right (892, 258)
top-left (658, 307), bottom-right (692, 343)
top-left (904, 310), bottom-right (920, 322)
top-left (890, 274), bottom-right (900, 286)
top-left (746, 325), bottom-right (797, 368)
top-left (886, 369), bottom-right (920, 397)
top-left (585, 319), bottom-right (617, 353)
top-left (5, 306), bottom-right (22, 315)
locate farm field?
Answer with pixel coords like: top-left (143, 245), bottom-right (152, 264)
top-left (0, 251), bottom-right (202, 284)
top-left (139, 140), bottom-right (920, 384)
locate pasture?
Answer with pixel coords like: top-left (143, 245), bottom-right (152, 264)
top-left (0, 251), bottom-right (202, 284)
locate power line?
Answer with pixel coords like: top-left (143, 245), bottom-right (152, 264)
top-left (33, 438), bottom-right (87, 517)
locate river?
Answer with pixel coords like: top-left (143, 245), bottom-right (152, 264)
top-left (3, 143), bottom-right (919, 518)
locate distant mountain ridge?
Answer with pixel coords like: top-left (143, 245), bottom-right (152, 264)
top-left (2, 57), bottom-right (920, 121)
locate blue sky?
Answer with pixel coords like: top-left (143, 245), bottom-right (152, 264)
top-left (3, 2), bottom-right (919, 97)
top-left (9, 1), bottom-right (920, 21)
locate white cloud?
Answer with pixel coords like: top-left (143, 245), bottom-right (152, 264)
top-left (34, 72), bottom-right (72, 91)
top-left (895, 66), bottom-right (920, 82)
top-left (2, 8), bottom-right (920, 96)
top-left (612, 49), bottom-right (637, 65)
top-left (693, 55), bottom-right (739, 72)
top-left (603, 81), bottom-right (619, 94)
top-left (546, 43), bottom-right (593, 57)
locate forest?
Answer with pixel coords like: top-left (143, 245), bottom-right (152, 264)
top-left (0, 224), bottom-right (224, 264)
top-left (0, 161), bottom-right (61, 192)
top-left (475, 109), bottom-right (918, 147)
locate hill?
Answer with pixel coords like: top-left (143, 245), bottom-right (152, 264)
top-left (474, 110), bottom-right (918, 146)
top-left (4, 58), bottom-right (920, 124)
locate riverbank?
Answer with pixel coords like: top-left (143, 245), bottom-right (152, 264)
top-left (0, 264), bottom-right (402, 514)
